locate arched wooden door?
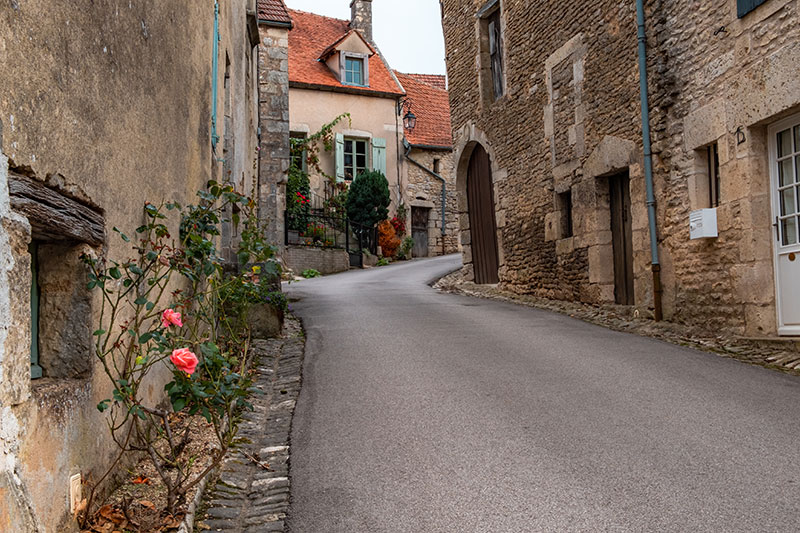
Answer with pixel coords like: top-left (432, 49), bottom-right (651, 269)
top-left (467, 144), bottom-right (499, 284)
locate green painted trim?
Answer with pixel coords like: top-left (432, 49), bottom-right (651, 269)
top-left (29, 242), bottom-right (42, 379)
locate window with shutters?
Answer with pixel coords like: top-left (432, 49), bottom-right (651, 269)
top-left (477, 0), bottom-right (504, 103)
top-left (737, 0), bottom-right (767, 18)
top-left (344, 138), bottom-right (368, 180)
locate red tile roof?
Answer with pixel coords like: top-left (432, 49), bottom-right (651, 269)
top-left (405, 73), bottom-right (447, 91)
top-left (394, 72), bottom-right (453, 149)
top-left (288, 9), bottom-right (404, 97)
top-left (258, 0), bottom-right (292, 25)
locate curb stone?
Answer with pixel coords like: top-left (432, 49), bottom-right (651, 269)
top-left (196, 315), bottom-right (304, 533)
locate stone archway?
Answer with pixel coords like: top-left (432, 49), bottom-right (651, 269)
top-left (454, 126), bottom-right (504, 284)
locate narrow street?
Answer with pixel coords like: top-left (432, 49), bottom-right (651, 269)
top-left (286, 255), bottom-right (800, 532)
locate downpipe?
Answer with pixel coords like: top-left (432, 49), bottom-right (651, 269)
top-left (403, 138), bottom-right (447, 255)
top-left (636, 0), bottom-right (663, 321)
top-left (211, 0), bottom-right (220, 148)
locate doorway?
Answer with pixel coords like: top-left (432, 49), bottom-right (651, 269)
top-left (411, 207), bottom-right (430, 258)
top-left (467, 144), bottom-right (499, 284)
top-left (609, 171), bottom-right (634, 305)
top-left (769, 114), bottom-right (800, 335)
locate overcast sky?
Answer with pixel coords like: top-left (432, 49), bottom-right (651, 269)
top-left (284, 0), bottom-right (447, 76)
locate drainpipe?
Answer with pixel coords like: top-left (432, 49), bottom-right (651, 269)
top-left (403, 138), bottom-right (447, 255)
top-left (211, 0), bottom-right (220, 148)
top-left (636, 0), bottom-right (663, 321)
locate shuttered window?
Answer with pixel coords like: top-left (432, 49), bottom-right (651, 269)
top-left (372, 137), bottom-right (386, 176)
top-left (737, 0), bottom-right (767, 18)
top-left (488, 9), bottom-right (504, 99)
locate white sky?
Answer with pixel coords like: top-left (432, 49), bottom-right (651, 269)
top-left (284, 0), bottom-right (447, 76)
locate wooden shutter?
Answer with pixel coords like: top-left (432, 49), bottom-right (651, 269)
top-left (737, 0), bottom-right (767, 17)
top-left (372, 137), bottom-right (386, 176)
top-left (335, 133), bottom-right (345, 182)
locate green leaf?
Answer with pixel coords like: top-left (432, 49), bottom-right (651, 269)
top-left (113, 227), bottom-right (131, 242)
top-left (134, 296), bottom-right (148, 306)
top-left (97, 400), bottom-right (110, 412)
top-left (145, 302), bottom-right (155, 311)
top-left (130, 265), bottom-right (143, 276)
top-left (109, 267), bottom-right (122, 280)
top-left (123, 279), bottom-right (133, 288)
top-left (138, 332), bottom-right (153, 344)
top-left (93, 329), bottom-right (106, 337)
top-left (172, 397), bottom-right (186, 412)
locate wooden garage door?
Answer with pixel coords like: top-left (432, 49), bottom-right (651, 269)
top-left (467, 145), bottom-right (499, 284)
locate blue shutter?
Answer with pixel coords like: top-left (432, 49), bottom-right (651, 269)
top-left (737, 0), bottom-right (767, 17)
top-left (335, 133), bottom-right (345, 182)
top-left (372, 137), bottom-right (386, 176)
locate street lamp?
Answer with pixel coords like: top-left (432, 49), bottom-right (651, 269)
top-left (399, 98), bottom-right (417, 133)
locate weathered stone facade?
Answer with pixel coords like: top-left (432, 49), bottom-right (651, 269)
top-left (0, 1), bottom-right (265, 530)
top-left (405, 148), bottom-right (460, 256)
top-left (441, 0), bottom-right (800, 336)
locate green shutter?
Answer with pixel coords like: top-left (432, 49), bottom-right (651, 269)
top-left (737, 0), bottom-right (766, 17)
top-left (29, 243), bottom-right (42, 379)
top-left (335, 133), bottom-right (345, 182)
top-left (372, 137), bottom-right (386, 176)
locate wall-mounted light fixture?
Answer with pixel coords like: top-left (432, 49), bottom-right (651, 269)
top-left (398, 97), bottom-right (417, 133)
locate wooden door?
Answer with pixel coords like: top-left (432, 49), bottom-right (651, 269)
top-left (769, 114), bottom-right (800, 335)
top-left (411, 207), bottom-right (429, 258)
top-left (609, 172), bottom-right (634, 305)
top-left (467, 145), bottom-right (499, 284)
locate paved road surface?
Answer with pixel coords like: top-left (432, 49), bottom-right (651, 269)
top-left (285, 255), bottom-right (800, 532)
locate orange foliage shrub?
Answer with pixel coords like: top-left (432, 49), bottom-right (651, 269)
top-left (378, 219), bottom-right (401, 258)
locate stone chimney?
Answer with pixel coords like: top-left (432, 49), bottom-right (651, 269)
top-left (350, 0), bottom-right (373, 43)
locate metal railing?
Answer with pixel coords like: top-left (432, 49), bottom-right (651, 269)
top-left (284, 211), bottom-right (377, 263)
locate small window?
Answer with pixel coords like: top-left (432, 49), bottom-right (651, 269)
top-left (344, 56), bottom-right (365, 86)
top-left (487, 9), bottom-right (504, 99)
top-left (707, 143), bottom-right (720, 208)
top-left (290, 133), bottom-right (307, 173)
top-left (478, 1), bottom-right (504, 102)
top-left (737, 0), bottom-right (767, 18)
top-left (433, 158), bottom-right (441, 174)
top-left (558, 190), bottom-right (573, 238)
top-left (344, 138), bottom-right (368, 180)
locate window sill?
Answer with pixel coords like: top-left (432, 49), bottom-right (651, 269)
top-left (32, 377), bottom-right (92, 414)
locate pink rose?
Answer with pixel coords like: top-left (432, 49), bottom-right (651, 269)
top-left (170, 348), bottom-right (198, 375)
top-left (161, 309), bottom-right (183, 328)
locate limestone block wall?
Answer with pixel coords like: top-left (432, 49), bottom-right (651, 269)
top-left (442, 0), bottom-right (800, 336)
top-left (258, 24), bottom-right (291, 251)
top-left (284, 246), bottom-right (350, 275)
top-left (0, 1), bottom-right (261, 530)
top-left (405, 148), bottom-right (460, 256)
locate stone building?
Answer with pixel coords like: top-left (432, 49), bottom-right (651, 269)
top-left (441, 0), bottom-right (800, 337)
top-left (394, 72), bottom-right (460, 256)
top-left (257, 0), bottom-right (293, 248)
top-left (0, 1), bottom-right (265, 530)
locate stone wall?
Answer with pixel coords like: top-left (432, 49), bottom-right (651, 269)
top-left (284, 246), bottom-right (350, 275)
top-left (0, 2), bottom-right (262, 530)
top-left (405, 148), bottom-right (460, 256)
top-left (441, 0), bottom-right (800, 336)
top-left (258, 24), bottom-right (291, 251)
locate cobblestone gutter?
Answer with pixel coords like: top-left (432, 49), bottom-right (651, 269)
top-left (435, 272), bottom-right (800, 376)
top-left (197, 316), bottom-right (305, 533)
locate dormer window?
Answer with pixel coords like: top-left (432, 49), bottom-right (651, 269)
top-left (345, 56), bottom-right (364, 85)
top-left (341, 52), bottom-right (369, 87)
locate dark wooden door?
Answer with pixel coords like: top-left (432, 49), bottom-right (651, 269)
top-left (467, 145), bottom-right (499, 284)
top-left (411, 207), bottom-right (429, 258)
top-left (609, 171), bottom-right (634, 305)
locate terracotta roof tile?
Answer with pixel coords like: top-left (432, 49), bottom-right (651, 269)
top-left (288, 9), bottom-right (404, 97)
top-left (395, 72), bottom-right (453, 148)
top-left (257, 0), bottom-right (292, 25)
top-left (405, 73), bottom-right (447, 91)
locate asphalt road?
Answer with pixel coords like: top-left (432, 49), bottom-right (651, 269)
top-left (285, 255), bottom-right (800, 532)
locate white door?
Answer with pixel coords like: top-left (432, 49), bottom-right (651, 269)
top-left (769, 113), bottom-right (800, 335)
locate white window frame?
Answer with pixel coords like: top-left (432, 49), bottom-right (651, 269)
top-left (340, 52), bottom-right (369, 87)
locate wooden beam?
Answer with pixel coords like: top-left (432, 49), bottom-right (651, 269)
top-left (8, 172), bottom-right (105, 246)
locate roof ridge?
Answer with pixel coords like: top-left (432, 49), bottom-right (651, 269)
top-left (287, 8), bottom-right (348, 24)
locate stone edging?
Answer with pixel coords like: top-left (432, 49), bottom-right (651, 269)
top-left (197, 315), bottom-right (305, 532)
